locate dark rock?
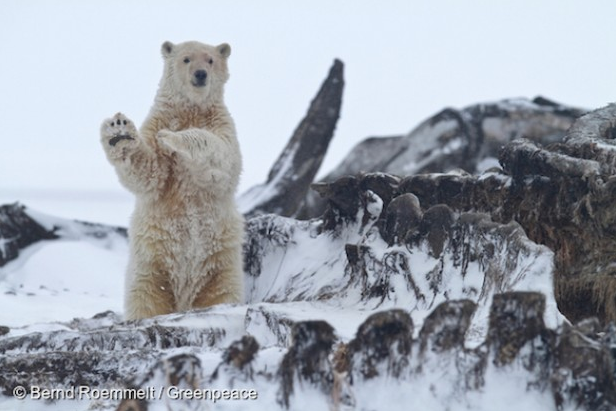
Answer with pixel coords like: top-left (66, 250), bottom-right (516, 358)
top-left (347, 309), bottom-right (413, 382)
top-left (118, 354), bottom-right (201, 411)
top-left (499, 138), bottom-right (602, 180)
top-left (0, 292), bottom-right (614, 409)
top-left (0, 350), bottom-right (136, 396)
top-left (380, 193), bottom-right (422, 245)
top-left (552, 320), bottom-right (616, 410)
top-left (415, 299), bottom-right (485, 392)
top-left (399, 173), bottom-right (476, 211)
top-left (358, 173), bottom-right (401, 210)
top-left (0, 203), bottom-right (59, 268)
top-left (494, 106), bottom-right (616, 326)
top-left (0, 317), bottom-right (227, 395)
top-left (278, 321), bottom-right (336, 408)
top-left (419, 299), bottom-right (476, 354)
top-left (239, 59), bottom-right (344, 219)
top-left (413, 204), bottom-right (455, 257)
top-left (116, 398), bottom-right (147, 411)
top-left (312, 175), bottom-right (360, 231)
top-left (211, 335), bottom-right (259, 385)
top-left (243, 214), bottom-right (295, 279)
top-left (222, 335), bottom-right (259, 370)
top-left (487, 292), bottom-right (552, 370)
top-left (337, 104), bottom-right (616, 326)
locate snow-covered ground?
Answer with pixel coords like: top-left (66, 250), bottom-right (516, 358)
top-left (0, 189), bottom-right (577, 410)
top-left (0, 238), bottom-right (127, 329)
top-left (0, 195), bottom-right (130, 329)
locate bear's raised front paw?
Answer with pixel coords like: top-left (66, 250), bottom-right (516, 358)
top-left (101, 113), bottom-right (138, 147)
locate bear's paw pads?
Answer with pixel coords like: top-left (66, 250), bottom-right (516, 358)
top-left (102, 113), bottom-right (137, 147)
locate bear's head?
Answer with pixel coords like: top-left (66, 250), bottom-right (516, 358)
top-left (160, 40), bottom-right (231, 106)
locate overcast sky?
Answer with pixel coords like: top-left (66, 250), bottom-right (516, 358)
top-left (1, 0), bottom-right (615, 200)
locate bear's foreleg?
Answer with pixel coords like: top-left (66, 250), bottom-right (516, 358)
top-left (100, 113), bottom-right (166, 195)
top-left (158, 129), bottom-right (241, 189)
top-left (157, 129), bottom-right (206, 158)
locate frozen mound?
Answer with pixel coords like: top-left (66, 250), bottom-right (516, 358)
top-left (0, 185), bottom-right (597, 410)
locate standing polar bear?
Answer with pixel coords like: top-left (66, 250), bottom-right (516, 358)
top-left (100, 41), bottom-right (244, 320)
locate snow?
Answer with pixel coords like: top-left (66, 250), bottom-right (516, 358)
top-left (392, 118), bottom-right (461, 175)
top-left (0, 185), bottom-right (572, 410)
top-left (0, 398), bottom-right (91, 411)
top-left (0, 240), bottom-right (126, 329)
top-left (468, 362), bottom-right (557, 410)
top-left (476, 157), bottom-right (501, 174)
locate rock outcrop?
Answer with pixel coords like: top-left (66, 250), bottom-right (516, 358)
top-left (296, 96), bottom-right (586, 219)
top-left (238, 59), bottom-right (343, 219)
top-left (1, 294), bottom-right (613, 410)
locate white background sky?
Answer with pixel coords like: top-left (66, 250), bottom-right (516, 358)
top-left (1, 1), bottom-right (615, 218)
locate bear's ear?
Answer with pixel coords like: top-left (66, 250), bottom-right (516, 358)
top-left (216, 43), bottom-right (231, 59)
top-left (161, 41), bottom-right (175, 58)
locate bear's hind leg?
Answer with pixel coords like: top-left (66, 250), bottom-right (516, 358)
top-left (125, 272), bottom-right (176, 320)
top-left (191, 268), bottom-right (244, 309)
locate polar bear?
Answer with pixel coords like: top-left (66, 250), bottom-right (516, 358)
top-left (100, 40), bottom-right (244, 320)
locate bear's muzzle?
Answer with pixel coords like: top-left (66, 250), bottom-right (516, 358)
top-left (192, 70), bottom-right (208, 87)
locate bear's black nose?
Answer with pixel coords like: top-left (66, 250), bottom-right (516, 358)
top-left (193, 70), bottom-right (208, 87)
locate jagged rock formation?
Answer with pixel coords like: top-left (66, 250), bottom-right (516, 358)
top-left (241, 182), bottom-right (562, 344)
top-left (312, 104), bottom-right (616, 326)
top-left (0, 294), bottom-right (613, 410)
top-left (0, 175), bottom-right (578, 409)
top-left (296, 96), bottom-right (586, 219)
top-left (278, 321), bottom-right (336, 408)
top-left (238, 59), bottom-right (344, 219)
top-left (0, 310), bottom-right (228, 395)
top-left (255, 99), bottom-right (615, 326)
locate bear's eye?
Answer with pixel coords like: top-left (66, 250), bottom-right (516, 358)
top-left (208, 58), bottom-right (213, 65)
top-left (183, 57), bottom-right (190, 64)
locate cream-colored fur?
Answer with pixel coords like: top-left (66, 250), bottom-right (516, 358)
top-left (100, 41), bottom-right (244, 320)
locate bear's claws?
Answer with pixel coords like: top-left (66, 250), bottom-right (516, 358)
top-left (109, 134), bottom-right (135, 147)
top-left (110, 118), bottom-right (128, 127)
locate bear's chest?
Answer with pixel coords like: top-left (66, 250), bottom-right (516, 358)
top-left (165, 108), bottom-right (214, 132)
